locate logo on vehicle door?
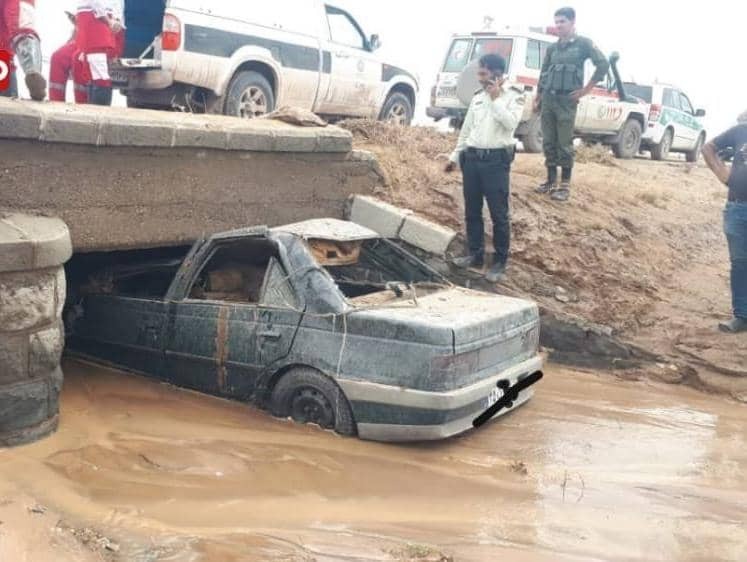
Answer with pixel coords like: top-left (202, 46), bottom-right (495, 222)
top-left (597, 106), bottom-right (623, 121)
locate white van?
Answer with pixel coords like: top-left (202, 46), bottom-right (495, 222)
top-left (115, 0), bottom-right (419, 124)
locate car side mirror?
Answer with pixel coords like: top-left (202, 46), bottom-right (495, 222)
top-left (369, 34), bottom-right (381, 51)
top-left (695, 108), bottom-right (706, 117)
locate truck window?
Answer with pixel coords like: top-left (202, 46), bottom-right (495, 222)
top-left (623, 83), bottom-right (653, 103)
top-left (326, 6), bottom-right (367, 50)
top-left (526, 40), bottom-right (541, 70)
top-left (470, 38), bottom-right (513, 68)
top-left (443, 38), bottom-right (473, 72)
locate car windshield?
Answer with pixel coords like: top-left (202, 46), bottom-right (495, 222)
top-left (443, 38), bottom-right (473, 72)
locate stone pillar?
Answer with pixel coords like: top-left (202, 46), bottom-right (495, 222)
top-left (0, 214), bottom-right (71, 447)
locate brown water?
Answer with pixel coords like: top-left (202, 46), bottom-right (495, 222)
top-left (1, 358), bottom-right (745, 561)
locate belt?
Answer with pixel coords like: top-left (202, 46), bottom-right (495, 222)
top-left (545, 89), bottom-right (574, 96)
top-left (728, 197), bottom-right (747, 203)
top-left (465, 146), bottom-right (513, 159)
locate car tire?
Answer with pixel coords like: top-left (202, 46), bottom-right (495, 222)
top-left (651, 128), bottom-right (673, 161)
top-left (686, 133), bottom-right (706, 163)
top-left (521, 115), bottom-right (543, 154)
top-left (224, 70), bottom-right (275, 119)
top-left (378, 92), bottom-right (413, 126)
top-left (270, 367), bottom-right (357, 436)
top-left (613, 118), bottom-right (643, 159)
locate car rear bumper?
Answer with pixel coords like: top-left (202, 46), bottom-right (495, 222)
top-left (340, 355), bottom-right (543, 442)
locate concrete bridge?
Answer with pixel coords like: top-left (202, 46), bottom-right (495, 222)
top-left (0, 99), bottom-right (383, 446)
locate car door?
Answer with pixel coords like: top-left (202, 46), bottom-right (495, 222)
top-left (661, 87), bottom-right (686, 149)
top-left (675, 91), bottom-right (700, 147)
top-left (318, 5), bottom-right (380, 116)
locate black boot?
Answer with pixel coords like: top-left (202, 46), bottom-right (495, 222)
top-left (719, 317), bottom-right (747, 333)
top-left (551, 167), bottom-right (573, 202)
top-left (536, 167), bottom-right (558, 194)
top-left (452, 254), bottom-right (484, 269)
top-left (89, 85), bottom-right (113, 106)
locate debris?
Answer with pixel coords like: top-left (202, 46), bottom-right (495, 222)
top-left (28, 505), bottom-right (47, 515)
top-left (510, 460), bottom-right (529, 475)
top-left (263, 106), bottom-right (328, 127)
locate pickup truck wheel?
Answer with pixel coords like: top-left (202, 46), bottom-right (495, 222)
top-left (224, 71), bottom-right (275, 119)
top-left (521, 115), bottom-right (543, 153)
top-left (613, 119), bottom-right (643, 159)
top-left (686, 133), bottom-right (705, 163)
top-left (379, 92), bottom-right (413, 126)
top-left (270, 368), bottom-right (356, 436)
top-left (651, 128), bottom-right (673, 161)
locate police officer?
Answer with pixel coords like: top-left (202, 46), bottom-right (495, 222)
top-left (445, 54), bottom-right (525, 283)
top-left (534, 7), bottom-right (609, 202)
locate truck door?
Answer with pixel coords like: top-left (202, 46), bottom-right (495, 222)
top-left (318, 5), bottom-right (380, 116)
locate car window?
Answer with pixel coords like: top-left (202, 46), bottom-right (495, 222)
top-left (663, 88), bottom-right (678, 108)
top-left (326, 7), bottom-right (366, 50)
top-left (260, 258), bottom-right (298, 309)
top-left (188, 238), bottom-right (279, 304)
top-left (471, 38), bottom-right (513, 68)
top-left (526, 40), bottom-right (541, 70)
top-left (623, 83), bottom-right (653, 103)
top-left (678, 92), bottom-right (694, 115)
top-left (443, 38), bottom-right (473, 72)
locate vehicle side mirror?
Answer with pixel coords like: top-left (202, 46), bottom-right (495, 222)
top-left (695, 108), bottom-right (706, 117)
top-left (369, 34), bottom-right (381, 51)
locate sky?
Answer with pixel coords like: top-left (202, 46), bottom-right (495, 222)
top-left (29, 0), bottom-right (746, 135)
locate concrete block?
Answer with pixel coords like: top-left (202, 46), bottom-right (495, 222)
top-left (102, 120), bottom-right (175, 147)
top-left (0, 99), bottom-right (41, 139)
top-left (273, 129), bottom-right (319, 153)
top-left (399, 214), bottom-right (458, 256)
top-left (174, 125), bottom-right (228, 150)
top-left (347, 195), bottom-right (411, 238)
top-left (0, 377), bottom-right (49, 433)
top-left (227, 128), bottom-right (276, 151)
top-left (0, 214), bottom-right (72, 271)
top-left (0, 271), bottom-right (56, 332)
top-left (40, 112), bottom-right (100, 144)
top-left (0, 333), bottom-right (29, 384)
top-left (29, 321), bottom-right (64, 379)
top-left (316, 129), bottom-right (352, 153)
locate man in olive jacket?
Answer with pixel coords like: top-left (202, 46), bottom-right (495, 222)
top-left (533, 6), bottom-right (609, 202)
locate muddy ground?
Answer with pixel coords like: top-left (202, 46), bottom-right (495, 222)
top-left (342, 121), bottom-right (747, 399)
top-left (0, 358), bottom-right (745, 562)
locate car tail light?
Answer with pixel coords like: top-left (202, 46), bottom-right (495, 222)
top-left (649, 103), bottom-right (662, 123)
top-left (162, 14), bottom-right (182, 51)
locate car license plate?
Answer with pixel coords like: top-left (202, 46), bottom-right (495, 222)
top-left (485, 386), bottom-right (503, 410)
top-left (110, 70), bottom-right (129, 88)
top-left (438, 86), bottom-right (457, 98)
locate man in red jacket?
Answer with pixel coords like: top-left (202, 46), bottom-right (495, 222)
top-left (74, 1), bottom-right (124, 105)
top-left (0, 0), bottom-right (46, 100)
top-left (49, 11), bottom-right (88, 103)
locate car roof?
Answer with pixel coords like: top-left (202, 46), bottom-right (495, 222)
top-left (272, 218), bottom-right (380, 242)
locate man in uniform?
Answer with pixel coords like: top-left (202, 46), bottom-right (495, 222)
top-left (445, 54), bottom-right (525, 283)
top-left (534, 6), bottom-right (609, 202)
top-left (0, 0), bottom-right (46, 100)
top-left (49, 11), bottom-right (87, 103)
top-left (74, 0), bottom-right (124, 106)
top-left (703, 112), bottom-right (747, 333)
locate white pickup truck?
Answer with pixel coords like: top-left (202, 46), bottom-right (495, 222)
top-left (114, 0), bottom-right (419, 124)
top-left (428, 28), bottom-right (650, 158)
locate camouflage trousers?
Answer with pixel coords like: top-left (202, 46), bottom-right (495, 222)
top-left (541, 93), bottom-right (578, 169)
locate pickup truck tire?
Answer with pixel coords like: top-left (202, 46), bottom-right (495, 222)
top-left (270, 367), bottom-right (357, 436)
top-left (686, 133), bottom-right (706, 163)
top-left (521, 115), bottom-right (543, 154)
top-left (224, 71), bottom-right (275, 119)
top-left (379, 92), bottom-right (413, 126)
top-left (651, 128), bottom-right (673, 161)
top-left (613, 119), bottom-right (643, 159)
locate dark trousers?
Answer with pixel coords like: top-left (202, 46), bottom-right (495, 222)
top-left (460, 149), bottom-right (512, 265)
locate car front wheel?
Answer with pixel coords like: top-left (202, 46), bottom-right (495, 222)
top-left (379, 92), bottom-right (414, 126)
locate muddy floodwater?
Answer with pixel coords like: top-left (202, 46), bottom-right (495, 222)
top-left (1, 358), bottom-right (745, 562)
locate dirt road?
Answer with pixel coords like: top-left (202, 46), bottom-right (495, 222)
top-left (1, 358), bottom-right (744, 561)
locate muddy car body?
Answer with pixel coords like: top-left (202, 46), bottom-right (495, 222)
top-left (65, 219), bottom-right (542, 442)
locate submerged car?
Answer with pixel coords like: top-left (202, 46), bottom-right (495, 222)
top-left (65, 219), bottom-right (543, 442)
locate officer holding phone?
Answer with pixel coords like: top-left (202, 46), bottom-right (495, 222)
top-left (445, 53), bottom-right (525, 283)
